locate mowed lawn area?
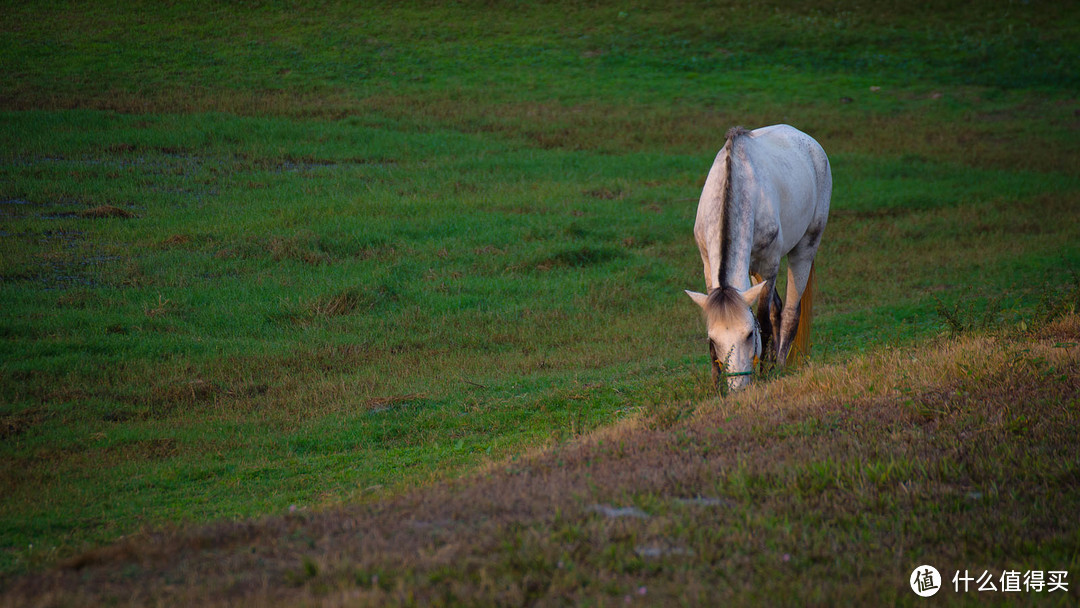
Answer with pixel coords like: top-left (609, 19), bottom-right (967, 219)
top-left (1, 1), bottom-right (1078, 604)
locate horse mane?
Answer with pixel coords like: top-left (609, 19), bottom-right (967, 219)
top-left (726, 126), bottom-right (751, 141)
top-left (705, 286), bottom-right (751, 326)
top-left (719, 126), bottom-right (751, 286)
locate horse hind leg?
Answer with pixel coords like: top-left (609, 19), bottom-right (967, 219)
top-left (791, 263), bottom-right (815, 363)
top-left (776, 257), bottom-right (813, 366)
top-left (776, 301), bottom-right (801, 366)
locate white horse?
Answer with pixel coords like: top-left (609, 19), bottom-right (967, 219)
top-left (685, 125), bottom-right (831, 391)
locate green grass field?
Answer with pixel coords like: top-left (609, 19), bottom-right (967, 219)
top-left (2, 1), bottom-right (1079, 604)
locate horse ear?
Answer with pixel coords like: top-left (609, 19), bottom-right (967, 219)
top-left (684, 290), bottom-right (709, 309)
top-left (739, 282), bottom-right (767, 307)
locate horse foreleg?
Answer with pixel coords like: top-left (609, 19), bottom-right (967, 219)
top-left (768, 285), bottom-right (782, 359)
top-left (755, 280), bottom-right (782, 361)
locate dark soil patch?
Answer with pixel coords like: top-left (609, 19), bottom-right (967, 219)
top-left (78, 205), bottom-right (136, 219)
top-left (584, 187), bottom-right (623, 200)
top-left (365, 393), bottom-right (426, 413)
top-left (162, 234), bottom-right (192, 246)
top-left (0, 408), bottom-right (45, 440)
top-left (531, 246), bottom-right (626, 271)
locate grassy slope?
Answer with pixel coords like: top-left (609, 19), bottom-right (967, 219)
top-left (1, 0), bottom-right (1079, 599)
top-left (6, 316), bottom-right (1079, 606)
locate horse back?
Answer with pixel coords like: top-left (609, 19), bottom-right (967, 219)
top-left (740, 125), bottom-right (831, 254)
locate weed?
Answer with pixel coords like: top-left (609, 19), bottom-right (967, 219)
top-left (310, 289), bottom-right (365, 319)
top-left (935, 295), bottom-right (1004, 336)
top-left (143, 294), bottom-right (171, 318)
top-left (1027, 269), bottom-right (1080, 331)
top-left (284, 556), bottom-right (320, 587)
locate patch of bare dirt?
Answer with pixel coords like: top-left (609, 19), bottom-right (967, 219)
top-left (78, 205), bottom-right (136, 219)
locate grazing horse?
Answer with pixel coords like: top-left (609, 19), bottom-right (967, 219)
top-left (685, 125), bottom-right (831, 391)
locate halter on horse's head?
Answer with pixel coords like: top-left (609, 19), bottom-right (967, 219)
top-left (685, 283), bottom-right (766, 392)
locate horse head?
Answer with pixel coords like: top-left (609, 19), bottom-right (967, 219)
top-left (685, 282), bottom-right (767, 392)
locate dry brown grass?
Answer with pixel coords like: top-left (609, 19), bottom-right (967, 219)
top-left (4, 315), bottom-right (1077, 606)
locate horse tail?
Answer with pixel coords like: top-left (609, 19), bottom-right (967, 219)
top-left (791, 262), bottom-right (815, 364)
